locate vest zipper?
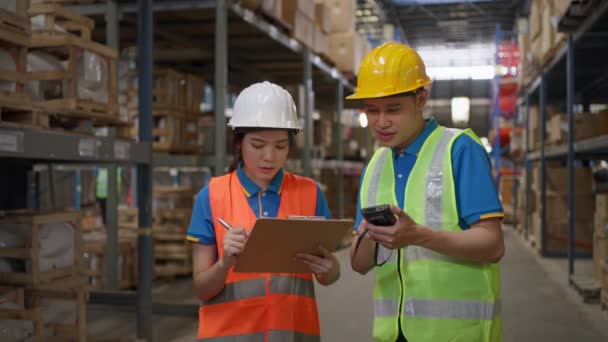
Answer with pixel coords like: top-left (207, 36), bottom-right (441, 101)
top-left (397, 248), bottom-right (404, 338)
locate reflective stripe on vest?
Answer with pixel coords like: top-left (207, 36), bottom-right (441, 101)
top-left (361, 126), bottom-right (502, 342)
top-left (375, 297), bottom-right (501, 320)
top-left (197, 330), bottom-right (320, 342)
top-left (203, 276), bottom-right (315, 306)
top-left (424, 128), bottom-right (459, 229)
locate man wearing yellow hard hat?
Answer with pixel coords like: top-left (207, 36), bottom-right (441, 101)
top-left (348, 42), bottom-right (504, 342)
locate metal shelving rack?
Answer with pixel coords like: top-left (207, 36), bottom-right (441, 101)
top-left (520, 1), bottom-right (608, 272)
top-left (64, 0), bottom-right (359, 340)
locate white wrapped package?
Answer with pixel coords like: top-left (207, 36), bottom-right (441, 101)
top-left (0, 300), bottom-right (34, 341)
top-left (0, 49), bottom-right (16, 93)
top-left (77, 50), bottom-right (108, 103)
top-left (41, 298), bottom-right (77, 327)
top-left (0, 0), bottom-right (17, 13)
top-left (0, 221), bottom-right (75, 273)
top-left (38, 222), bottom-right (75, 272)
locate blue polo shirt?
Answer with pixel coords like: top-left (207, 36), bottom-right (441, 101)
top-left (187, 166), bottom-right (332, 244)
top-left (354, 118), bottom-right (504, 231)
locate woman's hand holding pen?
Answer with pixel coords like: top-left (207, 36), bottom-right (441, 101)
top-left (220, 228), bottom-right (248, 268)
top-left (295, 246), bottom-right (340, 286)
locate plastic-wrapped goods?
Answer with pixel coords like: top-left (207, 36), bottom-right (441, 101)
top-left (0, 222), bottom-right (75, 273)
top-left (38, 223), bottom-right (75, 272)
top-left (0, 301), bottom-right (34, 342)
top-left (41, 298), bottom-right (77, 336)
top-left (0, 0), bottom-right (17, 12)
top-left (77, 50), bottom-right (108, 104)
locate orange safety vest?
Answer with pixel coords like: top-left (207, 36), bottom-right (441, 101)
top-left (198, 171), bottom-right (321, 341)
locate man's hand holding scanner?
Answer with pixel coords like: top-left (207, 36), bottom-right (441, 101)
top-left (363, 205), bottom-right (421, 250)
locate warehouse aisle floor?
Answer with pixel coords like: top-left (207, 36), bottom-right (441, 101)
top-left (87, 226), bottom-right (608, 341)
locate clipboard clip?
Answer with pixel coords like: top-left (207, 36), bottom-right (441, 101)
top-left (286, 216), bottom-right (326, 220)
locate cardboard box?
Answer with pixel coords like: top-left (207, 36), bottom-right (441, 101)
top-left (573, 112), bottom-right (608, 141)
top-left (261, 0), bottom-right (282, 21)
top-left (594, 233), bottom-right (608, 280)
top-left (327, 0), bottom-right (356, 33)
top-left (540, 2), bottom-right (556, 61)
top-left (500, 176), bottom-right (516, 206)
top-left (313, 25), bottom-right (329, 56)
top-left (293, 11), bottom-right (314, 47)
top-left (597, 194), bottom-right (608, 223)
top-left (329, 31), bottom-right (362, 73)
top-left (532, 211), bottom-right (594, 254)
top-left (529, 0), bottom-right (543, 39)
top-left (531, 165), bottom-right (593, 195)
top-left (314, 0), bottom-right (331, 33)
top-left (536, 193), bottom-right (596, 224)
top-left (547, 114), bottom-right (564, 144)
top-left (282, 0), bottom-right (315, 26)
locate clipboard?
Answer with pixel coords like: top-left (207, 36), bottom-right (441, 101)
top-left (233, 217), bottom-right (354, 273)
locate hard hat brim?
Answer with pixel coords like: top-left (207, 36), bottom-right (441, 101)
top-left (346, 80), bottom-right (432, 100)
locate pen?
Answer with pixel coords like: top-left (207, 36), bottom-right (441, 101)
top-left (217, 217), bottom-right (233, 230)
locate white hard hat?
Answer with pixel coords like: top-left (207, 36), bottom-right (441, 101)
top-left (229, 81), bottom-right (301, 131)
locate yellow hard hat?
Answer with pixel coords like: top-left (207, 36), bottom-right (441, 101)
top-left (346, 42), bottom-right (432, 100)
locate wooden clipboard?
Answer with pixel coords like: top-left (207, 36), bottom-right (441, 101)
top-left (233, 217), bottom-right (354, 273)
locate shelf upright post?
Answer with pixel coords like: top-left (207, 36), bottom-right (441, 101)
top-left (104, 0), bottom-right (120, 290)
top-left (136, 0), bottom-right (154, 340)
top-left (302, 47), bottom-right (313, 178)
top-left (524, 94), bottom-right (530, 240)
top-left (492, 24), bottom-right (502, 186)
top-left (214, 0), bottom-right (228, 176)
top-left (336, 81), bottom-right (344, 219)
top-left (566, 34), bottom-right (576, 275)
top-left (539, 75), bottom-right (548, 256)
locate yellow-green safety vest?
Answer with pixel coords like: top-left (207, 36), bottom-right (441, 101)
top-left (360, 125), bottom-right (502, 342)
top-left (96, 168), bottom-right (122, 199)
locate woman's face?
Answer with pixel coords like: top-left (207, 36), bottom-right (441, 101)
top-left (241, 130), bottom-right (290, 188)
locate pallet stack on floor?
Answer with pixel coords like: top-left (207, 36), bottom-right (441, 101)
top-left (0, 1), bottom-right (129, 137)
top-left (121, 67), bottom-right (205, 154)
top-left (527, 164), bottom-right (595, 254)
top-left (152, 187), bottom-right (194, 279)
top-left (595, 194), bottom-right (608, 315)
top-left (81, 207), bottom-right (138, 291)
top-left (0, 210), bottom-right (88, 341)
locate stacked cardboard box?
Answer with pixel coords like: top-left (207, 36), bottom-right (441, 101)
top-left (529, 164), bottom-right (595, 254)
top-left (326, 0), bottom-right (371, 74)
top-left (594, 194), bottom-right (608, 280)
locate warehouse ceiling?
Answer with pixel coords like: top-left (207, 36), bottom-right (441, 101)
top-left (358, 0), bottom-right (530, 47)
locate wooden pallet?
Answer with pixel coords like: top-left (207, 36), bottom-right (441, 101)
top-left (118, 207), bottom-right (138, 229)
top-left (0, 276), bottom-right (88, 342)
top-left (125, 68), bottom-right (205, 115)
top-left (29, 3), bottom-right (94, 40)
top-left (0, 1), bottom-right (31, 46)
top-left (83, 239), bottom-right (137, 290)
top-left (28, 30), bottom-right (119, 119)
top-left (0, 42), bottom-right (30, 107)
top-left (0, 210), bottom-right (83, 287)
top-left (569, 274), bottom-right (601, 303)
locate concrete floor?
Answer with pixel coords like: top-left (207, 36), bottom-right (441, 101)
top-left (87, 226), bottom-right (608, 341)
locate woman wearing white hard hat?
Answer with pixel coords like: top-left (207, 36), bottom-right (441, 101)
top-left (187, 81), bottom-right (339, 341)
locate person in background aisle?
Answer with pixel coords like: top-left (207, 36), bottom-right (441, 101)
top-left (186, 81), bottom-right (340, 342)
top-left (95, 167), bottom-right (122, 223)
top-left (348, 42), bottom-right (505, 342)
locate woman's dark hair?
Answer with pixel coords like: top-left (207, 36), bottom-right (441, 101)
top-left (228, 128), bottom-right (297, 173)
